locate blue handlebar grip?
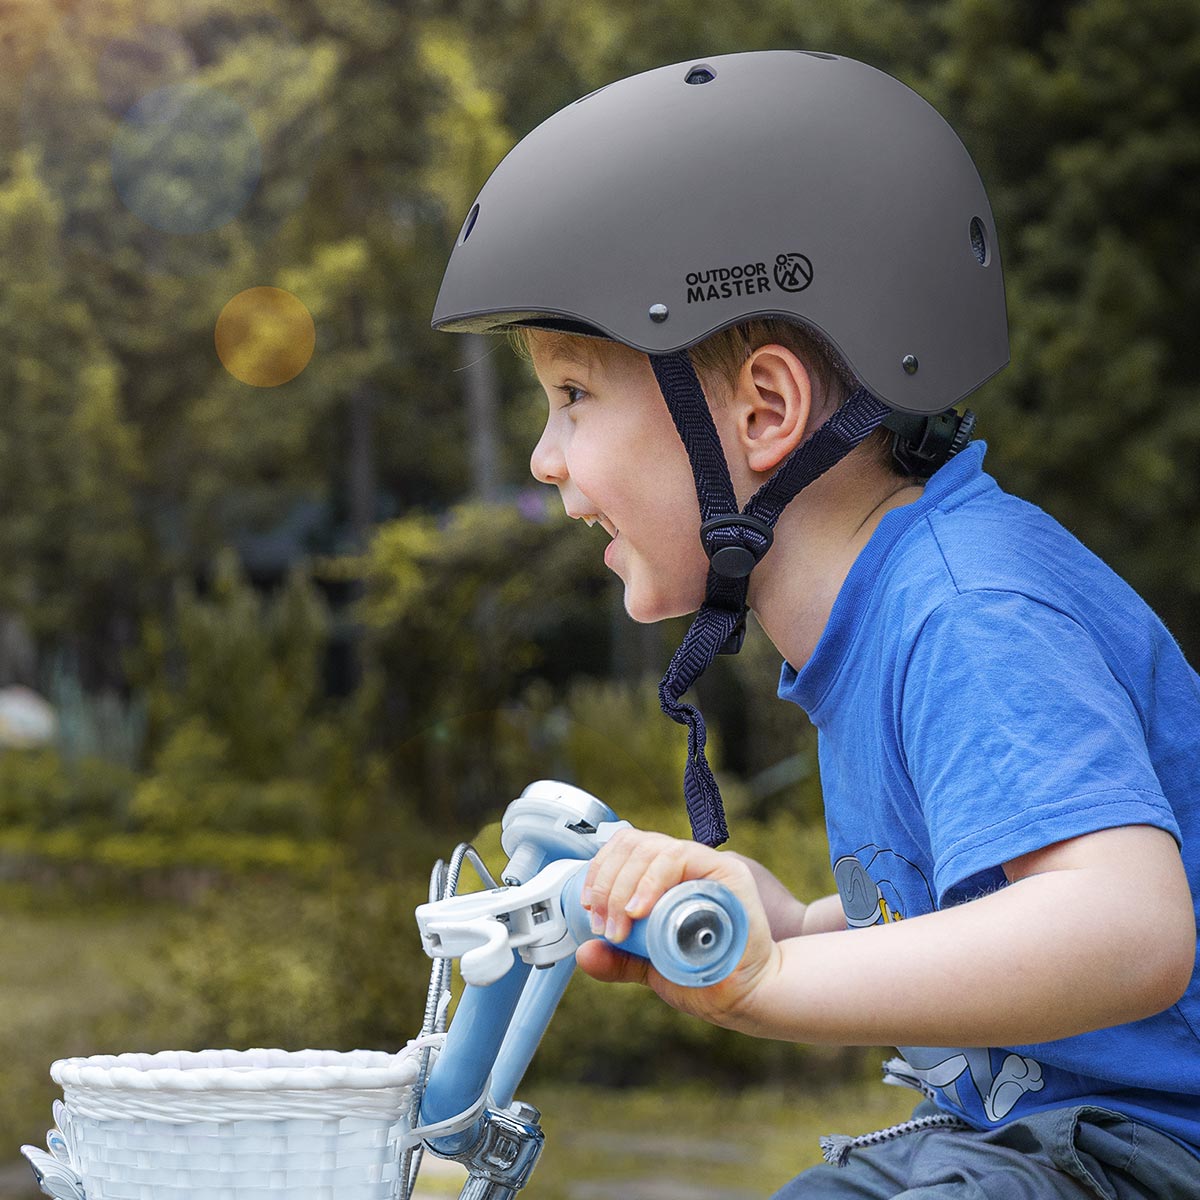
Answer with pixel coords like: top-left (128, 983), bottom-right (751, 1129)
top-left (561, 866), bottom-right (749, 987)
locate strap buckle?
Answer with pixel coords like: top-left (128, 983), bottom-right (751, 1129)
top-left (883, 408), bottom-right (976, 479)
top-left (699, 514), bottom-right (774, 579)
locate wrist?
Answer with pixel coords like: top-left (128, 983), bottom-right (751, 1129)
top-left (722, 938), bottom-right (791, 1039)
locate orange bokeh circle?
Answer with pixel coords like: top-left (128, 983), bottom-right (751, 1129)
top-left (215, 286), bottom-right (316, 387)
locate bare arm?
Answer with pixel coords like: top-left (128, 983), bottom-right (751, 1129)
top-left (579, 824), bottom-right (1195, 1048)
top-left (724, 852), bottom-right (845, 938)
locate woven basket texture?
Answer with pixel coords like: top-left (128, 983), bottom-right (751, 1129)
top-left (41, 1048), bottom-right (427, 1199)
top-left (70, 1114), bottom-right (405, 1199)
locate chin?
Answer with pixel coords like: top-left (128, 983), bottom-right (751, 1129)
top-left (622, 581), bottom-right (703, 625)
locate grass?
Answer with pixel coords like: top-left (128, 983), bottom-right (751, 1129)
top-left (0, 886), bottom-right (178, 1155)
top-left (393, 1082), bottom-right (921, 1198)
top-left (529, 1081), bottom-right (919, 1198)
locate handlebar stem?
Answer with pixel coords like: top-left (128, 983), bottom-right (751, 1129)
top-left (453, 1102), bottom-right (544, 1200)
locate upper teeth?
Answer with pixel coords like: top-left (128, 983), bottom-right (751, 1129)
top-left (581, 514), bottom-right (617, 537)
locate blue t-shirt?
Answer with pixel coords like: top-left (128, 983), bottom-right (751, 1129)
top-left (777, 441), bottom-right (1200, 1155)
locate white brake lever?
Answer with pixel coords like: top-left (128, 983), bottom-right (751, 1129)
top-left (428, 918), bottom-right (514, 988)
top-left (415, 858), bottom-right (583, 986)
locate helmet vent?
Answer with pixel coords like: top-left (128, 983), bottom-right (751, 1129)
top-left (459, 202), bottom-right (480, 245)
top-left (797, 51), bottom-right (838, 61)
top-left (969, 217), bottom-right (988, 265)
top-left (685, 64), bottom-right (716, 85)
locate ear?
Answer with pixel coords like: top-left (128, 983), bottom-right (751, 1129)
top-left (731, 344), bottom-right (814, 474)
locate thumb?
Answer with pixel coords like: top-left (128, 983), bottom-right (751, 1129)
top-left (575, 938), bottom-right (654, 986)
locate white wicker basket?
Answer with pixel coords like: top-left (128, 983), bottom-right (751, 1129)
top-left (21, 1045), bottom-right (436, 1200)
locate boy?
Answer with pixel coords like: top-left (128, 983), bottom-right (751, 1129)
top-left (431, 52), bottom-right (1200, 1197)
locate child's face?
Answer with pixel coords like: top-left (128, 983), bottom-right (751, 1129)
top-left (527, 332), bottom-right (714, 622)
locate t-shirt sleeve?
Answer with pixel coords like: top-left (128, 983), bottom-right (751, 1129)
top-left (899, 589), bottom-right (1181, 904)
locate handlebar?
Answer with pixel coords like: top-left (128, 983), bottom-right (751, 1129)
top-left (407, 782), bottom-right (751, 1198)
top-left (559, 868), bottom-right (749, 988)
top-left (416, 862), bottom-right (748, 1144)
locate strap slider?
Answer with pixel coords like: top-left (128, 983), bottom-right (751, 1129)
top-left (699, 514), bottom-right (774, 579)
top-left (718, 607), bottom-right (748, 655)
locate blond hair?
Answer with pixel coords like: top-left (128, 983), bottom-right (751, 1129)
top-left (509, 320), bottom-right (902, 473)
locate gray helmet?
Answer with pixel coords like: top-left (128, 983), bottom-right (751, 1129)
top-left (432, 51), bottom-right (1010, 846)
top-left (432, 49), bottom-right (1008, 415)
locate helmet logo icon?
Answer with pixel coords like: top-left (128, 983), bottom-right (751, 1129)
top-left (774, 252), bottom-right (814, 292)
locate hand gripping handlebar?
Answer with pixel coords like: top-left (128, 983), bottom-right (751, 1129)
top-left (415, 857), bottom-right (748, 989)
top-left (403, 781), bottom-right (749, 1200)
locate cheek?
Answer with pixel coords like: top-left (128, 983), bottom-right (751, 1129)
top-left (562, 438), bottom-right (610, 506)
top-left (645, 457), bottom-right (704, 545)
top-left (630, 480), bottom-right (710, 595)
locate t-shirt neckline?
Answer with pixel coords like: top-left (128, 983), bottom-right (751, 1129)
top-left (778, 440), bottom-right (990, 717)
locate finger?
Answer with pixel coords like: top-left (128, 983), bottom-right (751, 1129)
top-left (575, 938), bottom-right (652, 986)
top-left (602, 836), bottom-right (679, 942)
top-left (615, 837), bottom-right (735, 918)
top-left (603, 838), bottom-right (699, 943)
top-left (582, 828), bottom-right (650, 925)
top-left (620, 844), bottom-right (696, 917)
top-left (580, 830), bottom-right (628, 907)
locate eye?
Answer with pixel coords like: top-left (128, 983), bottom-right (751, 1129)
top-left (555, 384), bottom-right (589, 407)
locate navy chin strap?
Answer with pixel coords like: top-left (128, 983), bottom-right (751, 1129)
top-left (649, 351), bottom-right (891, 847)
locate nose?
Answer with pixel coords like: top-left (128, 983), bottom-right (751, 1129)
top-left (530, 413), bottom-right (567, 485)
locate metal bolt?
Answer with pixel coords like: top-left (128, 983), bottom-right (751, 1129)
top-left (902, 355), bottom-right (919, 375)
top-left (649, 303), bottom-right (669, 323)
top-left (509, 1100), bottom-right (541, 1125)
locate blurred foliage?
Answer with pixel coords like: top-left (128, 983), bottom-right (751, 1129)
top-left (0, 151), bottom-right (144, 648)
top-left (1, 0), bottom-right (1198, 1134)
top-left (139, 876), bottom-right (432, 1053)
top-left (0, 0), bottom-right (1195, 677)
top-left (133, 548), bottom-right (330, 778)
top-left (351, 500), bottom-right (620, 833)
top-left (0, 551), bottom-right (354, 884)
top-left (922, 0), bottom-right (1200, 637)
top-left (0, 748), bottom-right (134, 832)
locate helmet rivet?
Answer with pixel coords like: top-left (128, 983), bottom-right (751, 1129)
top-left (902, 355), bottom-right (919, 375)
top-left (649, 303), bottom-right (669, 323)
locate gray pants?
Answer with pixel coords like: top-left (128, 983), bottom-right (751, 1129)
top-left (770, 1103), bottom-right (1200, 1199)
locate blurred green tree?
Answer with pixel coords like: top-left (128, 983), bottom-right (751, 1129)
top-left (350, 500), bottom-right (616, 835)
top-left (924, 0), bottom-right (1200, 649)
top-left (0, 154), bottom-right (146, 675)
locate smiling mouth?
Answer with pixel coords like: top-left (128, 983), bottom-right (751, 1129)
top-left (584, 514), bottom-right (618, 539)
